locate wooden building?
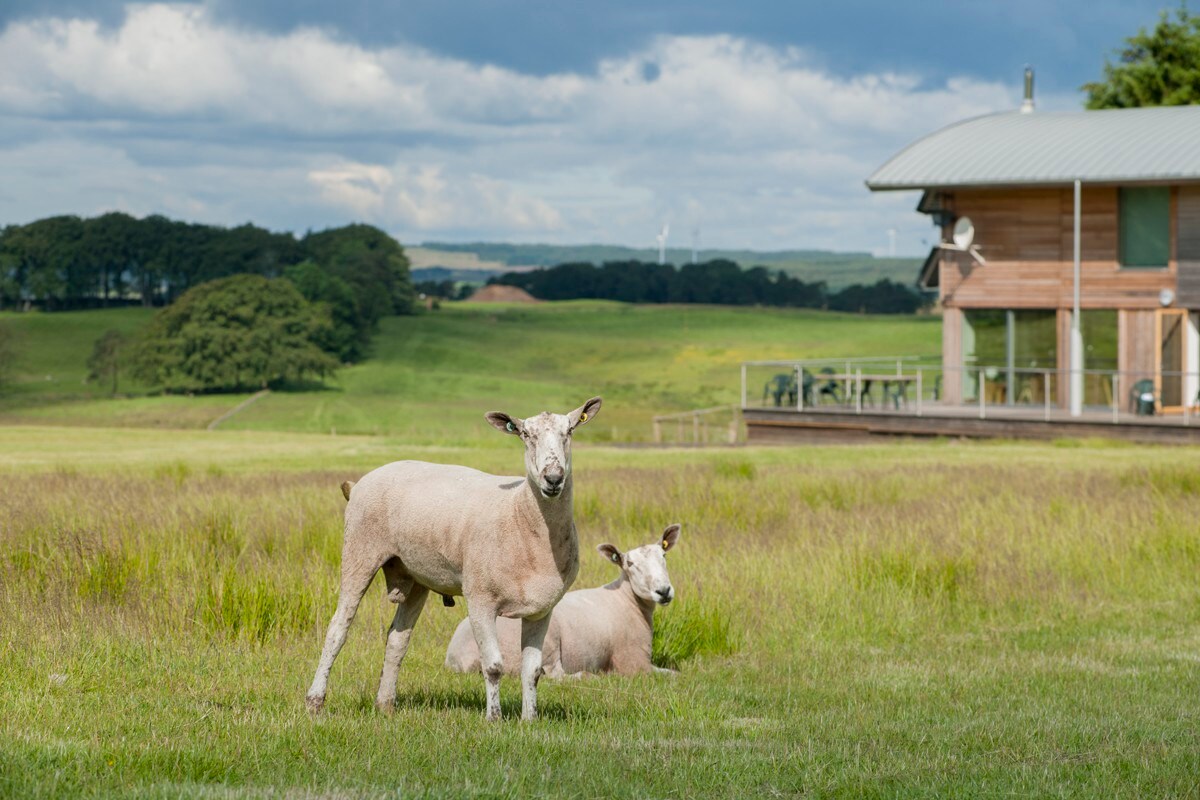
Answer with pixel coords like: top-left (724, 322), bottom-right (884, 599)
top-left (867, 102), bottom-right (1200, 413)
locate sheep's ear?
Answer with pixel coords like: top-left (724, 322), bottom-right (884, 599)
top-left (569, 397), bottom-right (602, 430)
top-left (661, 524), bottom-right (681, 552)
top-left (597, 543), bottom-right (623, 566)
top-left (485, 411), bottom-right (523, 436)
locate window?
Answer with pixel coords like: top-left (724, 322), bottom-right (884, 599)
top-left (963, 309), bottom-right (1057, 404)
top-left (1119, 187), bottom-right (1169, 268)
top-left (1081, 310), bottom-right (1118, 407)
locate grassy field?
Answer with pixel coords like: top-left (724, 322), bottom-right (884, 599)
top-left (0, 303), bottom-right (940, 441)
top-left (2, 304), bottom-right (1197, 796)
top-left (2, 427), bottom-right (1199, 797)
top-left (0, 307), bottom-right (250, 429)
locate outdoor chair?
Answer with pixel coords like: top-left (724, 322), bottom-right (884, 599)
top-left (1130, 379), bottom-right (1156, 416)
top-left (881, 379), bottom-right (906, 410)
top-left (816, 367), bottom-right (841, 405)
top-left (762, 373), bottom-right (797, 407)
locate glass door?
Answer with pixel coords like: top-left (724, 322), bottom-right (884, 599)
top-left (1157, 310), bottom-right (1187, 412)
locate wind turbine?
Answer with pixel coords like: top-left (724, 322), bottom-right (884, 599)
top-left (656, 223), bottom-right (670, 265)
top-left (691, 227), bottom-right (700, 264)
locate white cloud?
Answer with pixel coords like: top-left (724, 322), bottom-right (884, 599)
top-left (0, 3), bottom-right (1078, 252)
top-left (308, 161), bottom-right (563, 232)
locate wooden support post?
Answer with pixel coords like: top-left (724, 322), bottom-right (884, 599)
top-left (916, 370), bottom-right (923, 417)
top-left (979, 371), bottom-right (986, 419)
top-left (654, 419), bottom-right (662, 444)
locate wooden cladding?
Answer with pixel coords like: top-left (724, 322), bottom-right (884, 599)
top-left (1178, 186), bottom-right (1200, 307)
top-left (939, 187), bottom-right (1176, 310)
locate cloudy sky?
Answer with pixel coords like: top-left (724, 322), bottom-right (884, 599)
top-left (0, 1), bottom-right (1172, 255)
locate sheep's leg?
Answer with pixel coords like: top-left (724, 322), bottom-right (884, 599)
top-left (519, 614), bottom-right (550, 721)
top-left (305, 561), bottom-right (378, 714)
top-left (467, 603), bottom-right (503, 721)
top-left (375, 584), bottom-right (430, 713)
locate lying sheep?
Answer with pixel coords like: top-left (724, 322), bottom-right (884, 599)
top-left (306, 397), bottom-right (601, 721)
top-left (445, 524), bottom-right (681, 678)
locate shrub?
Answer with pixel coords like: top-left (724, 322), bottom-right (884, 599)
top-left (131, 275), bottom-right (338, 392)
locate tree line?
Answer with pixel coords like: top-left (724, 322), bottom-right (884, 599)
top-left (0, 213), bottom-right (414, 362)
top-left (487, 259), bottom-right (929, 314)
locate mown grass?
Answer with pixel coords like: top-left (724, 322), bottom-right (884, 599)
top-left (0, 303), bottom-right (939, 439)
top-left (2, 430), bottom-right (1199, 797)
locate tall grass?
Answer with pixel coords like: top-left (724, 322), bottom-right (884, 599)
top-left (3, 451), bottom-right (1197, 652)
top-left (2, 441), bottom-right (1199, 797)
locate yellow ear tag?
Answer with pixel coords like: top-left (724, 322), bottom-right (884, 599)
top-left (662, 540), bottom-right (669, 551)
top-left (580, 412), bottom-right (588, 422)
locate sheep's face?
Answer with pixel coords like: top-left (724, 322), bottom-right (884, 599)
top-left (485, 397), bottom-right (601, 499)
top-left (598, 524), bottom-right (680, 605)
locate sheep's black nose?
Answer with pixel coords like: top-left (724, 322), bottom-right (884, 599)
top-left (544, 468), bottom-right (564, 488)
top-left (656, 588), bottom-right (673, 603)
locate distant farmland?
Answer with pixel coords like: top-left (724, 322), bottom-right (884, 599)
top-left (411, 242), bottom-right (921, 289)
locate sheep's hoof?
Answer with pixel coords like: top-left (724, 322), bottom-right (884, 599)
top-left (305, 694), bottom-right (325, 715)
top-left (485, 709), bottom-right (502, 722)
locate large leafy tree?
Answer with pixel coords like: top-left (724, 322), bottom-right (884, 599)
top-left (132, 275), bottom-right (338, 392)
top-left (1083, 6), bottom-right (1200, 108)
top-left (283, 260), bottom-right (364, 362)
top-left (303, 224), bottom-right (415, 321)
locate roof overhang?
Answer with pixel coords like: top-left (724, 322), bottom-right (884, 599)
top-left (866, 107), bottom-right (1200, 192)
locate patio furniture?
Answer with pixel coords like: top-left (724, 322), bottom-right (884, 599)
top-left (1130, 379), bottom-right (1156, 416)
top-left (881, 379), bottom-right (907, 409)
top-left (762, 373), bottom-right (798, 407)
top-left (816, 367), bottom-right (841, 405)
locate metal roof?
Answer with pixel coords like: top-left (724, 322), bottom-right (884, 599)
top-left (866, 106), bottom-right (1200, 191)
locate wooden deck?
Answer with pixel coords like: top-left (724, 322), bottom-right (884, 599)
top-left (744, 404), bottom-right (1200, 445)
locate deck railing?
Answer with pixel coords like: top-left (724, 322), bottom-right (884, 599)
top-left (743, 356), bottom-right (1200, 425)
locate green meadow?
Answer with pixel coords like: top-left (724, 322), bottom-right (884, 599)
top-left (1, 304), bottom-right (1198, 797)
top-left (0, 303), bottom-right (939, 440)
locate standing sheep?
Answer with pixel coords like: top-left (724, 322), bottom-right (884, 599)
top-left (305, 397), bottom-right (602, 721)
top-left (445, 524), bottom-right (682, 678)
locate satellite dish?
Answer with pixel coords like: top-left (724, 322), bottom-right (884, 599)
top-left (1159, 288), bottom-right (1175, 307)
top-left (938, 216), bottom-right (986, 265)
top-left (952, 217), bottom-right (975, 249)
